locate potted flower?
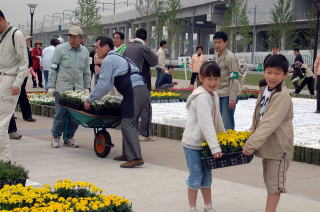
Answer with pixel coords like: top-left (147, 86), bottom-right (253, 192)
top-left (0, 160), bottom-right (29, 189)
top-left (201, 130), bottom-right (254, 169)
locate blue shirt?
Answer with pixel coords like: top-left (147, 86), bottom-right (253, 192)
top-left (88, 50), bottom-right (145, 102)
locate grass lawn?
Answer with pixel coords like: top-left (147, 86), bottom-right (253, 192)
top-left (151, 69), bottom-right (305, 90)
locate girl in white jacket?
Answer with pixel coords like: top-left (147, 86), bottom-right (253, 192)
top-left (182, 61), bottom-right (225, 212)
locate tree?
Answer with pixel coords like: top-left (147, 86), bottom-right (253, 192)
top-left (136, 0), bottom-right (185, 60)
top-left (222, 0), bottom-right (251, 52)
top-left (74, 0), bottom-right (102, 46)
top-left (266, 0), bottom-right (295, 50)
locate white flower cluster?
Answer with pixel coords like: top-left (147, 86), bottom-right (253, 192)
top-left (63, 90), bottom-right (122, 107)
top-left (27, 93), bottom-right (55, 105)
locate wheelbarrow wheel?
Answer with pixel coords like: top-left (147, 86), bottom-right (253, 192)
top-left (94, 130), bottom-right (113, 158)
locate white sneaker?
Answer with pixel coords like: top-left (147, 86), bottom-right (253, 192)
top-left (203, 208), bottom-right (216, 212)
top-left (64, 138), bottom-right (79, 148)
top-left (51, 136), bottom-right (60, 148)
top-left (139, 135), bottom-right (156, 142)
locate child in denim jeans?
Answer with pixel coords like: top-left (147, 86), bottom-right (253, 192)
top-left (182, 61), bottom-right (225, 212)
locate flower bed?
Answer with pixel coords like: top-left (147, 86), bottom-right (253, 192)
top-left (150, 91), bottom-right (185, 103)
top-left (239, 89), bottom-right (260, 100)
top-left (0, 179), bottom-right (132, 212)
top-left (201, 130), bottom-right (253, 169)
top-left (27, 93), bottom-right (55, 106)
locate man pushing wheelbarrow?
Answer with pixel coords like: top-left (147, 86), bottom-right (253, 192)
top-left (84, 36), bottom-right (149, 168)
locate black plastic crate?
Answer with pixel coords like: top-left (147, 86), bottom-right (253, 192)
top-left (59, 99), bottom-right (83, 110)
top-left (202, 152), bottom-right (254, 169)
top-left (0, 179), bottom-right (26, 189)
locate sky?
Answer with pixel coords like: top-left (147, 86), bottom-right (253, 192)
top-left (2, 0), bottom-right (78, 29)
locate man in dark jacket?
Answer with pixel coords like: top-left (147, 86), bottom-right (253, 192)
top-left (264, 45), bottom-right (280, 65)
top-left (293, 48), bottom-right (304, 63)
top-left (123, 28), bottom-right (158, 141)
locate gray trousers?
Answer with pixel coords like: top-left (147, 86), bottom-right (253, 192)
top-left (138, 101), bottom-right (152, 137)
top-left (121, 85), bottom-right (150, 161)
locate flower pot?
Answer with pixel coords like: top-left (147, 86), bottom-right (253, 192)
top-left (300, 147), bottom-right (306, 162)
top-left (295, 146), bottom-right (301, 162)
top-left (313, 148), bottom-right (320, 165)
top-left (49, 106), bottom-right (55, 118)
top-left (305, 147), bottom-right (313, 164)
top-left (0, 179), bottom-right (26, 189)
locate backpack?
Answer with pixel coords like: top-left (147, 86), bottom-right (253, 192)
top-left (0, 26), bottom-right (18, 49)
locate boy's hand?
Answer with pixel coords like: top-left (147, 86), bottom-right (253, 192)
top-left (242, 149), bottom-right (253, 156)
top-left (173, 81), bottom-right (178, 85)
top-left (213, 152), bottom-right (223, 158)
top-left (229, 100), bottom-right (236, 109)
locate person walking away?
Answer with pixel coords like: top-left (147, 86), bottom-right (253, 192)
top-left (42, 38), bottom-right (58, 90)
top-left (123, 28), bottom-right (158, 141)
top-left (294, 64), bottom-right (315, 95)
top-left (84, 36), bottom-right (148, 168)
top-left (243, 54), bottom-right (293, 212)
top-left (189, 46), bottom-right (207, 88)
top-left (182, 61), bottom-right (224, 212)
top-left (155, 40), bottom-right (167, 88)
top-left (48, 25), bottom-right (91, 148)
top-left (0, 10), bottom-right (28, 162)
top-left (31, 40), bottom-right (43, 88)
top-left (213, 31), bottom-right (240, 130)
top-left (313, 52), bottom-right (320, 113)
top-left (156, 65), bottom-right (178, 89)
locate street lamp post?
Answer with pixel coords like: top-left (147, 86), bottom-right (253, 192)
top-left (27, 3), bottom-right (37, 47)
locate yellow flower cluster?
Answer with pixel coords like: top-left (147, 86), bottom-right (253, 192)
top-left (150, 91), bottom-right (180, 97)
top-left (217, 129), bottom-right (252, 147)
top-left (0, 180), bottom-right (131, 212)
top-left (201, 130), bottom-right (252, 154)
top-left (53, 179), bottom-right (103, 194)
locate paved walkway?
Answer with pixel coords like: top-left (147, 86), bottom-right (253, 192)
top-left (10, 112), bottom-right (320, 212)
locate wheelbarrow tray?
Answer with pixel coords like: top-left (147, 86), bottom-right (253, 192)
top-left (63, 106), bottom-right (121, 128)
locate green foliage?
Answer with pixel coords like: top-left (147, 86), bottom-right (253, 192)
top-left (74, 0), bottom-right (102, 46)
top-left (222, 0), bottom-right (251, 52)
top-left (136, 0), bottom-right (185, 59)
top-left (0, 160), bottom-right (28, 181)
top-left (266, 0), bottom-right (296, 49)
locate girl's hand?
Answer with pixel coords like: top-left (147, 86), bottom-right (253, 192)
top-left (242, 149), bottom-right (253, 156)
top-left (213, 152), bottom-right (223, 158)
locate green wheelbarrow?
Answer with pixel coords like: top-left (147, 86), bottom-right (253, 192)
top-left (63, 106), bottom-right (121, 158)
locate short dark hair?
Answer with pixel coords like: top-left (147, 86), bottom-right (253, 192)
top-left (160, 40), bottom-right (167, 47)
top-left (293, 48), bottom-right (300, 52)
top-left (196, 45), bottom-right (204, 51)
top-left (200, 61), bottom-right (221, 78)
top-left (136, 28), bottom-right (147, 40)
top-left (0, 10), bottom-right (5, 19)
top-left (213, 31), bottom-right (228, 42)
top-left (96, 36), bottom-right (114, 50)
top-left (167, 65), bottom-right (174, 70)
top-left (50, 38), bottom-right (58, 46)
top-left (264, 54), bottom-right (289, 73)
top-left (113, 31), bottom-right (124, 40)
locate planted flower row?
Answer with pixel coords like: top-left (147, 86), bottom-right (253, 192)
top-left (0, 179), bottom-right (132, 212)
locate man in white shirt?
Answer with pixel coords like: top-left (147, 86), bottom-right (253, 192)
top-left (155, 40), bottom-right (167, 88)
top-left (42, 38), bottom-right (58, 90)
top-left (0, 10), bottom-right (28, 162)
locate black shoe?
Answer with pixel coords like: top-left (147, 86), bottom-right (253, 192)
top-left (39, 85), bottom-right (43, 88)
top-left (33, 85), bottom-right (37, 88)
top-left (24, 117), bottom-right (36, 122)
